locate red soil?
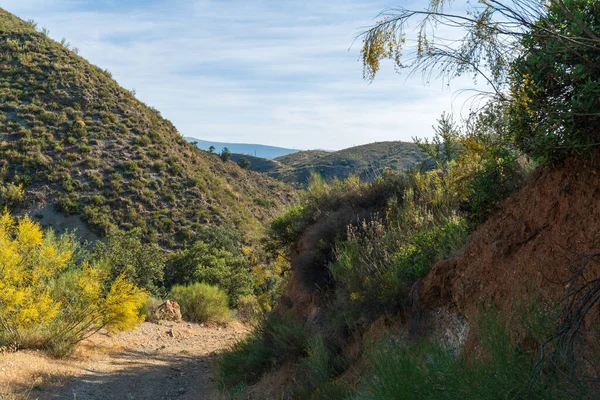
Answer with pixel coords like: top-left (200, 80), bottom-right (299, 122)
top-left (421, 156), bottom-right (600, 324)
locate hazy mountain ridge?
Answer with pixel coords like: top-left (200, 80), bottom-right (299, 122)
top-left (185, 137), bottom-right (300, 159)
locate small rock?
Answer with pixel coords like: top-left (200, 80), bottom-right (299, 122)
top-left (166, 329), bottom-right (174, 337)
top-left (178, 388), bottom-right (186, 394)
top-left (154, 300), bottom-right (182, 322)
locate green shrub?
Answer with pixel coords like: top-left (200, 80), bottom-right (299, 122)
top-left (509, 1), bottom-right (600, 162)
top-left (330, 214), bottom-right (468, 319)
top-left (357, 311), bottom-right (583, 400)
top-left (468, 146), bottom-right (527, 222)
top-left (164, 240), bottom-right (253, 307)
top-left (93, 229), bottom-right (166, 295)
top-left (139, 296), bottom-right (164, 323)
top-left (291, 334), bottom-right (354, 400)
top-left (0, 182), bottom-right (24, 207)
top-left (219, 312), bottom-right (308, 388)
top-left (170, 283), bottom-right (229, 323)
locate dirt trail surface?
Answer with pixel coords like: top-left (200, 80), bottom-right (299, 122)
top-left (0, 321), bottom-right (249, 400)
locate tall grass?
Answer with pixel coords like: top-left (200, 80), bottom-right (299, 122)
top-left (219, 312), bottom-right (309, 389)
top-left (357, 311), bottom-right (587, 400)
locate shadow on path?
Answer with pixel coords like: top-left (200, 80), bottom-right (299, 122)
top-left (34, 349), bottom-right (222, 400)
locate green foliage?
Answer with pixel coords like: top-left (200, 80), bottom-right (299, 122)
top-left (236, 156), bottom-right (251, 169)
top-left (468, 146), bottom-right (524, 221)
top-left (220, 147), bottom-right (232, 162)
top-left (291, 335), bottom-right (355, 400)
top-left (93, 229), bottom-right (166, 295)
top-left (139, 296), bottom-right (164, 323)
top-left (357, 310), bottom-right (584, 400)
top-left (169, 283), bottom-right (230, 323)
top-left (268, 205), bottom-right (310, 252)
top-left (509, 1), bottom-right (600, 162)
top-left (331, 216), bottom-right (468, 316)
top-left (164, 240), bottom-right (253, 307)
top-left (219, 312), bottom-right (309, 388)
top-left (0, 182), bottom-right (24, 207)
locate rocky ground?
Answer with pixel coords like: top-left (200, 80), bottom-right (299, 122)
top-left (0, 321), bottom-right (249, 400)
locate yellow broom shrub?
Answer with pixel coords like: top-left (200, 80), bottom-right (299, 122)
top-left (0, 211), bottom-right (147, 355)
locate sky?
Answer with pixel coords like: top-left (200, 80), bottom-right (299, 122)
top-left (2, 0), bottom-right (481, 150)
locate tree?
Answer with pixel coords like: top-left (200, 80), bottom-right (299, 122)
top-left (93, 229), bottom-right (166, 295)
top-left (359, 0), bottom-right (600, 161)
top-left (237, 157), bottom-right (251, 169)
top-left (208, 145), bottom-right (215, 153)
top-left (164, 241), bottom-right (253, 307)
top-left (220, 147), bottom-right (232, 162)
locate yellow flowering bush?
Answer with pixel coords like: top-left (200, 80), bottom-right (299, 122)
top-left (0, 212), bottom-right (147, 356)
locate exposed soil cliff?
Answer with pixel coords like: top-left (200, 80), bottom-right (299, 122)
top-left (420, 156), bottom-right (600, 325)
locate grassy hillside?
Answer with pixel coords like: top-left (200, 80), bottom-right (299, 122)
top-left (0, 9), bottom-right (292, 248)
top-left (239, 141), bottom-right (427, 187)
top-left (230, 153), bottom-right (280, 174)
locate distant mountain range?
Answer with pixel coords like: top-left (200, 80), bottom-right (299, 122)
top-left (185, 138), bottom-right (300, 159)
top-left (233, 141), bottom-right (428, 187)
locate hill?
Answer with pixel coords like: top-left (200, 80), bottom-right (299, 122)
top-left (235, 141), bottom-right (427, 186)
top-left (185, 137), bottom-right (299, 159)
top-left (230, 153), bottom-right (280, 174)
top-left (0, 9), bottom-right (292, 248)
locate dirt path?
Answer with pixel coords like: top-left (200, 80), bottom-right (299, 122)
top-left (0, 321), bottom-right (249, 400)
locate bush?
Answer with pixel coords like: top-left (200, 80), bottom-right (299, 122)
top-left (93, 228), bottom-right (166, 295)
top-left (139, 296), bottom-right (164, 323)
top-left (357, 310), bottom-right (583, 400)
top-left (468, 146), bottom-right (526, 222)
top-left (509, 1), bottom-right (600, 162)
top-left (0, 212), bottom-right (147, 357)
top-left (0, 182), bottom-right (24, 207)
top-left (219, 312), bottom-right (308, 388)
top-left (330, 214), bottom-right (469, 319)
top-left (164, 240), bottom-right (253, 307)
top-left (220, 147), bottom-right (232, 162)
top-left (292, 334), bottom-right (354, 400)
top-left (237, 157), bottom-right (251, 169)
top-left (169, 283), bottom-right (229, 323)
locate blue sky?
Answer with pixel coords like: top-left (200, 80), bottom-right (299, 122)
top-left (2, 0), bottom-right (478, 150)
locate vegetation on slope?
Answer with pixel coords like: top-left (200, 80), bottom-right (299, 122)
top-left (0, 9), bottom-right (291, 248)
top-left (232, 141), bottom-right (427, 187)
top-left (220, 0), bottom-right (600, 398)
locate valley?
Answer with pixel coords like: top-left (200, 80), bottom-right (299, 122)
top-left (1, 1), bottom-right (600, 399)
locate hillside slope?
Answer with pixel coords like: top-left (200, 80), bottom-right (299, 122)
top-left (0, 9), bottom-right (292, 247)
top-left (237, 141), bottom-right (427, 186)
